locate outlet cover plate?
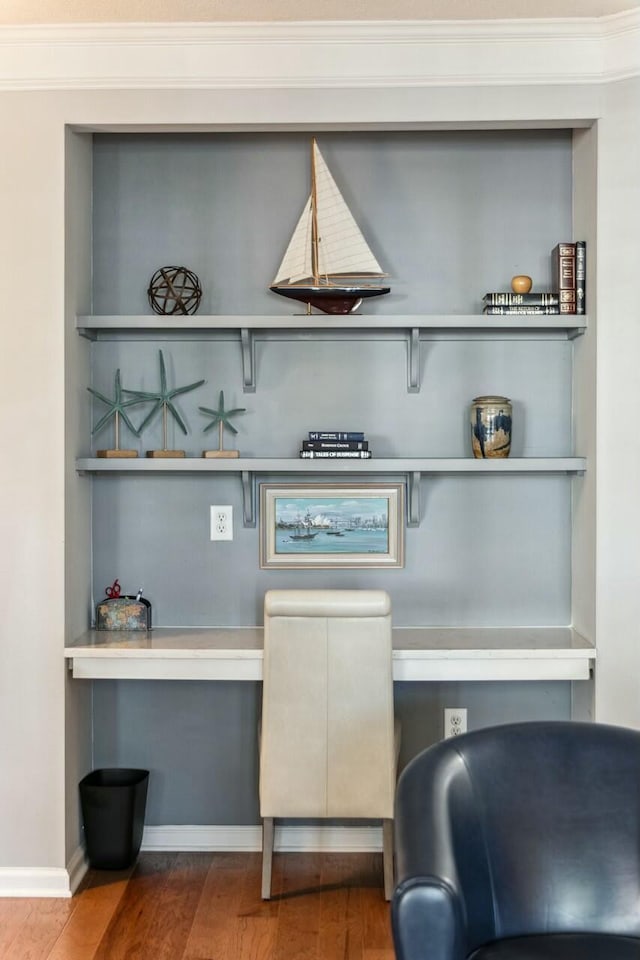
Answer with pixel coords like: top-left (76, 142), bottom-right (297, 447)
top-left (210, 505), bottom-right (233, 541)
top-left (444, 707), bottom-right (468, 739)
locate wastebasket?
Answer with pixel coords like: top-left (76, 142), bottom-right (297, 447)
top-left (79, 768), bottom-right (149, 869)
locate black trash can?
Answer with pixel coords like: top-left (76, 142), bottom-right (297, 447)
top-left (79, 768), bottom-right (149, 870)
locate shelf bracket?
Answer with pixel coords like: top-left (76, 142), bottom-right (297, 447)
top-left (242, 470), bottom-right (257, 527)
top-left (240, 328), bottom-right (256, 393)
top-left (407, 328), bottom-right (420, 393)
top-left (567, 326), bottom-right (586, 341)
top-left (407, 471), bottom-right (421, 527)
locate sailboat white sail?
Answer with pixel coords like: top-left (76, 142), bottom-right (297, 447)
top-left (270, 139), bottom-right (390, 315)
top-left (314, 146), bottom-right (385, 278)
top-left (273, 142), bottom-right (384, 285)
top-left (273, 197), bottom-right (314, 286)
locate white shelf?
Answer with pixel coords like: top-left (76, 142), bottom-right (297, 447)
top-left (76, 314), bottom-right (588, 393)
top-left (76, 456), bottom-right (585, 473)
top-left (65, 626), bottom-right (595, 683)
top-left (76, 314), bottom-right (588, 335)
top-left (76, 456), bottom-right (586, 528)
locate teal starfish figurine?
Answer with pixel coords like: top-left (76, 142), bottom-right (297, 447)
top-left (88, 369), bottom-right (145, 451)
top-left (125, 349), bottom-right (205, 450)
top-left (199, 391), bottom-right (246, 456)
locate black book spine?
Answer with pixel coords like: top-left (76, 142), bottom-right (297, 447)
top-left (302, 440), bottom-right (369, 451)
top-left (308, 431), bottom-right (365, 441)
top-left (576, 240), bottom-right (586, 315)
top-left (483, 292), bottom-right (560, 306)
top-left (299, 450), bottom-right (372, 459)
top-left (483, 305), bottom-right (560, 315)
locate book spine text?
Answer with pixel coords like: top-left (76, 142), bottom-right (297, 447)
top-left (482, 306), bottom-right (560, 315)
top-left (300, 450), bottom-right (372, 459)
top-left (308, 431), bottom-right (365, 441)
top-left (483, 293), bottom-right (560, 306)
top-left (302, 440), bottom-right (369, 451)
top-left (575, 240), bottom-right (586, 315)
top-left (551, 242), bottom-right (576, 313)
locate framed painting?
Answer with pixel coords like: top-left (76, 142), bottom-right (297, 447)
top-left (259, 482), bottom-right (405, 569)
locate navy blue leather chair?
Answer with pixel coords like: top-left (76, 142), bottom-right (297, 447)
top-left (392, 721), bottom-right (640, 960)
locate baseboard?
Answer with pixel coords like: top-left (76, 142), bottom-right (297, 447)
top-left (0, 867), bottom-right (73, 898)
top-left (0, 845), bottom-right (89, 898)
top-left (67, 844), bottom-right (89, 894)
top-left (142, 823), bottom-right (383, 853)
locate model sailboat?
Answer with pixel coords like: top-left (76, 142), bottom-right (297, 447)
top-left (270, 139), bottom-right (390, 315)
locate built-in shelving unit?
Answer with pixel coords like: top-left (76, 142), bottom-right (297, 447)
top-left (69, 128), bottom-right (596, 837)
top-left (77, 314), bottom-right (588, 393)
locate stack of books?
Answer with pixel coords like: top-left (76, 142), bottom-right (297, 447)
top-left (299, 431), bottom-right (372, 459)
top-left (483, 240), bottom-right (586, 316)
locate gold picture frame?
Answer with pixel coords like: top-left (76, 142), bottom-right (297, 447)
top-left (259, 482), bottom-right (405, 570)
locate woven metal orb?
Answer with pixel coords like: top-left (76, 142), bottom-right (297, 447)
top-left (147, 265), bottom-right (202, 316)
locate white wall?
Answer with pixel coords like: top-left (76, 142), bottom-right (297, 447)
top-left (594, 77), bottom-right (640, 725)
top-left (0, 95), bottom-right (67, 880)
top-left (0, 19), bottom-right (638, 892)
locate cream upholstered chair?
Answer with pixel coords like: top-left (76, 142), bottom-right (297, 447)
top-left (259, 588), bottom-right (398, 900)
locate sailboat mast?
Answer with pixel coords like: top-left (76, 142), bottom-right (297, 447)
top-left (310, 137), bottom-right (320, 282)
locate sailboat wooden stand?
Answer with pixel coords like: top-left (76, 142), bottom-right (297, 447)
top-left (270, 138), bottom-right (390, 316)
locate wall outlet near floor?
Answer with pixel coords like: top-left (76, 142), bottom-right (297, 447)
top-left (210, 505), bottom-right (233, 541)
top-left (444, 707), bottom-right (468, 739)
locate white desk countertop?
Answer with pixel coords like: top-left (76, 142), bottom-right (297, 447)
top-left (65, 626), bottom-right (595, 682)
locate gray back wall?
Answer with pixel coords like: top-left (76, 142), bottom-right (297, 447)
top-left (90, 130), bottom-right (575, 824)
top-left (93, 130), bottom-right (572, 316)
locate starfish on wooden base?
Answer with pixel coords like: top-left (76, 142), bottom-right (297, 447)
top-left (199, 391), bottom-right (246, 458)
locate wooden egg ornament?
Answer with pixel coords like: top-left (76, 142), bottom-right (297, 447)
top-left (511, 275), bottom-right (533, 294)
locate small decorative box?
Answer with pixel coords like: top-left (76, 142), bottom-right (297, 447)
top-left (96, 596), bottom-right (152, 631)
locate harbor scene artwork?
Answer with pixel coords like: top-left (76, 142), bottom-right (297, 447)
top-left (260, 483), bottom-right (404, 569)
top-left (277, 497), bottom-right (389, 554)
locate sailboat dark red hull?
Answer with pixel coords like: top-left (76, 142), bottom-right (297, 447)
top-left (270, 284), bottom-right (390, 316)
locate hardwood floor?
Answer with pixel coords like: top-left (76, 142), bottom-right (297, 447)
top-left (0, 853), bottom-right (396, 960)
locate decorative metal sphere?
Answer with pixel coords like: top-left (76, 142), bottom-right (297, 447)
top-left (147, 265), bottom-right (202, 316)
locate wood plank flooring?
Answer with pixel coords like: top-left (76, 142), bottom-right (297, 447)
top-left (0, 853), bottom-right (396, 960)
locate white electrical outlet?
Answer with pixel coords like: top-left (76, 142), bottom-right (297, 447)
top-left (210, 505), bottom-right (233, 541)
top-left (444, 707), bottom-right (468, 739)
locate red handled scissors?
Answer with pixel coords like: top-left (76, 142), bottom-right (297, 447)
top-left (105, 579), bottom-right (121, 599)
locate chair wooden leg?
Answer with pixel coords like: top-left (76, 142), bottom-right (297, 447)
top-left (261, 817), bottom-right (274, 900)
top-left (383, 818), bottom-right (394, 901)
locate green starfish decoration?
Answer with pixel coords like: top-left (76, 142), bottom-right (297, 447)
top-left (88, 369), bottom-right (145, 447)
top-left (199, 391), bottom-right (246, 452)
top-left (125, 349), bottom-right (205, 447)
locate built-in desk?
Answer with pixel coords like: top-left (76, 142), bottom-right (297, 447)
top-left (65, 627), bottom-right (595, 683)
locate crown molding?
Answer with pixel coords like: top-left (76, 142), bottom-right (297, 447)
top-left (600, 9), bottom-right (640, 80)
top-left (0, 13), bottom-right (638, 91)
